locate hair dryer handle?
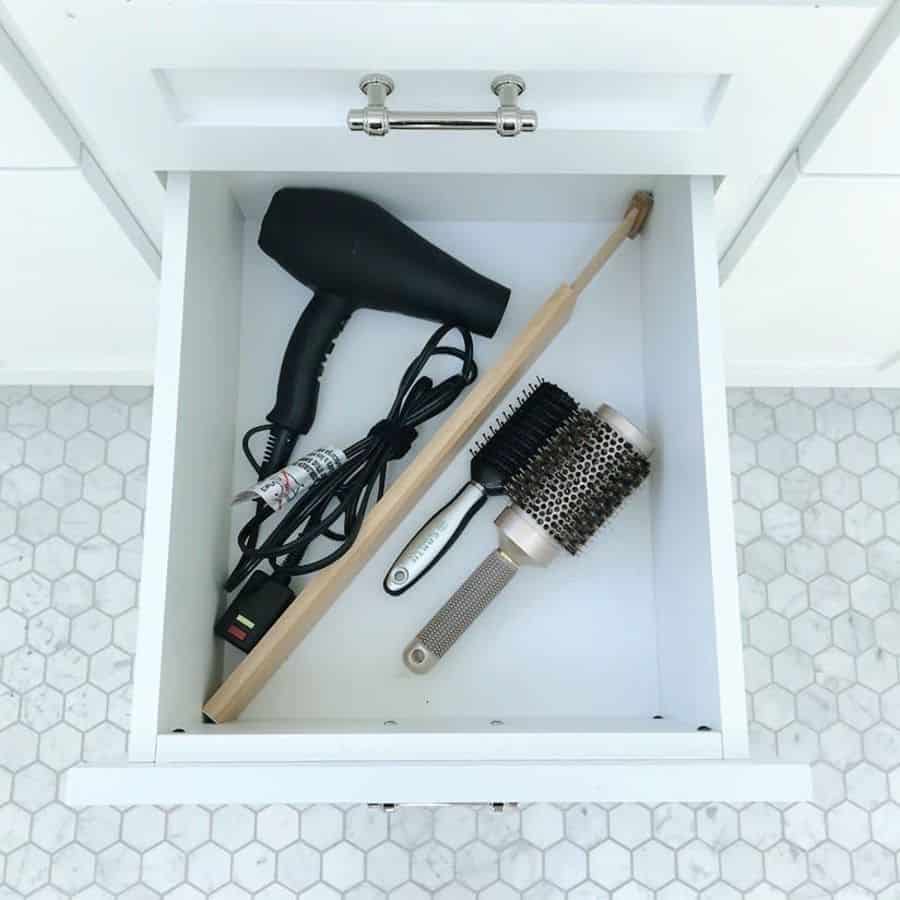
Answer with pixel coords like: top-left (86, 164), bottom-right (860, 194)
top-left (267, 291), bottom-right (355, 439)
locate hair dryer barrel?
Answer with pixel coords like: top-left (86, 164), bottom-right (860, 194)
top-left (259, 189), bottom-right (511, 338)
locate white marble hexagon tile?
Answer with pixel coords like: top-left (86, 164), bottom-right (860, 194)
top-left (1, 385), bottom-right (900, 898)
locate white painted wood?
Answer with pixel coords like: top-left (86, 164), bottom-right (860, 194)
top-left (719, 154), bottom-right (802, 285)
top-left (713, 171), bottom-right (776, 259)
top-left (156, 721), bottom-right (722, 763)
top-left (715, 0), bottom-right (899, 279)
top-left (129, 173), bottom-right (243, 759)
top-left (727, 360), bottom-right (900, 388)
top-left (0, 170), bottom-right (157, 386)
top-left (167, 68), bottom-right (725, 132)
top-left (0, 6), bottom-right (165, 260)
top-left (80, 148), bottom-right (160, 278)
top-left (800, 0), bottom-right (900, 173)
top-left (721, 176), bottom-right (900, 381)
top-left (876, 350), bottom-right (900, 373)
top-left (689, 179), bottom-right (752, 758)
top-left (2, 2), bottom-right (872, 176)
top-left (641, 177), bottom-right (748, 756)
top-left (0, 19), bottom-right (79, 165)
top-left (63, 760), bottom-right (812, 806)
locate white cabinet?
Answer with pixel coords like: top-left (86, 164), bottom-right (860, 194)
top-left (716, 4), bottom-right (900, 386)
top-left (0, 32), bottom-right (77, 167)
top-left (0, 170), bottom-right (159, 385)
top-left (800, 14), bottom-right (900, 176)
top-left (62, 171), bottom-right (811, 805)
top-left (6, 0), bottom-right (855, 804)
top-left (721, 176), bottom-right (900, 387)
top-left (0, 23), bottom-right (159, 384)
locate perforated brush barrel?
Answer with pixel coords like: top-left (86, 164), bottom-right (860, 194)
top-left (508, 404), bottom-right (653, 554)
top-left (404, 404), bottom-right (653, 673)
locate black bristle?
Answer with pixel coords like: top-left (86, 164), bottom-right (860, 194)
top-left (508, 408), bottom-right (652, 555)
top-left (470, 381), bottom-right (578, 494)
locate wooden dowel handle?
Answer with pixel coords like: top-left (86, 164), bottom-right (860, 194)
top-left (571, 191), bottom-right (653, 298)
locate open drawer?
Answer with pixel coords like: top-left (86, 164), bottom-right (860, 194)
top-left (63, 172), bottom-right (810, 804)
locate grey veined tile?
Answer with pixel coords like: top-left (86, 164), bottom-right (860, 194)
top-left (803, 502), bottom-right (844, 546)
top-left (736, 401), bottom-right (777, 442)
top-left (48, 396), bottom-right (89, 438)
top-left (821, 469), bottom-right (861, 510)
top-left (844, 502), bottom-right (884, 545)
top-left (879, 434), bottom-right (900, 476)
top-left (776, 400), bottom-right (815, 442)
top-left (787, 540), bottom-right (828, 582)
top-left (799, 435), bottom-right (838, 475)
top-left (839, 436), bottom-right (878, 475)
top-left (816, 402), bottom-right (855, 442)
top-left (758, 434), bottom-right (798, 475)
top-left (855, 402), bottom-right (893, 443)
top-left (860, 469), bottom-right (900, 508)
top-left (742, 468), bottom-right (780, 510)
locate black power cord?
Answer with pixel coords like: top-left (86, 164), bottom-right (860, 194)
top-left (224, 324), bottom-right (477, 600)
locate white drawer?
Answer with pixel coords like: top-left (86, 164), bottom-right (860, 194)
top-left (61, 170), bottom-right (811, 804)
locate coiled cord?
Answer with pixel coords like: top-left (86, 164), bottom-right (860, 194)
top-left (225, 324), bottom-right (477, 592)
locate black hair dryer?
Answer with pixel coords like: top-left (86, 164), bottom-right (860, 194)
top-left (256, 188), bottom-right (511, 476)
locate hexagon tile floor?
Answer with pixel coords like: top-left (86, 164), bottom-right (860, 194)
top-left (2, 385), bottom-right (900, 898)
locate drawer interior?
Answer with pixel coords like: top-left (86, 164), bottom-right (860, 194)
top-left (135, 172), bottom-right (743, 761)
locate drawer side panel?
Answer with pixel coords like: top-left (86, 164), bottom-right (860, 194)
top-left (641, 176), bottom-right (746, 754)
top-left (130, 173), bottom-right (244, 758)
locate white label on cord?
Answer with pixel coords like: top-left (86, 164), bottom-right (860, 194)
top-left (233, 447), bottom-right (347, 512)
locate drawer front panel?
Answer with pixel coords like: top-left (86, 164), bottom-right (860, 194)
top-left (3, 3), bottom-right (873, 180)
top-left (64, 760), bottom-right (811, 806)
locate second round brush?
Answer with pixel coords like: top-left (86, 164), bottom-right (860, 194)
top-left (384, 380), bottom-right (577, 595)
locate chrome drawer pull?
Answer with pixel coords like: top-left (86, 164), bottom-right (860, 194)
top-left (348, 73), bottom-right (538, 137)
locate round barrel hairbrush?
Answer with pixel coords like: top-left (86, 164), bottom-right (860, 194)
top-left (403, 404), bottom-right (654, 673)
top-left (384, 380), bottom-right (577, 595)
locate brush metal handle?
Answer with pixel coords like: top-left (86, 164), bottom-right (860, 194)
top-left (385, 482), bottom-right (487, 595)
top-left (403, 549), bottom-right (519, 673)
